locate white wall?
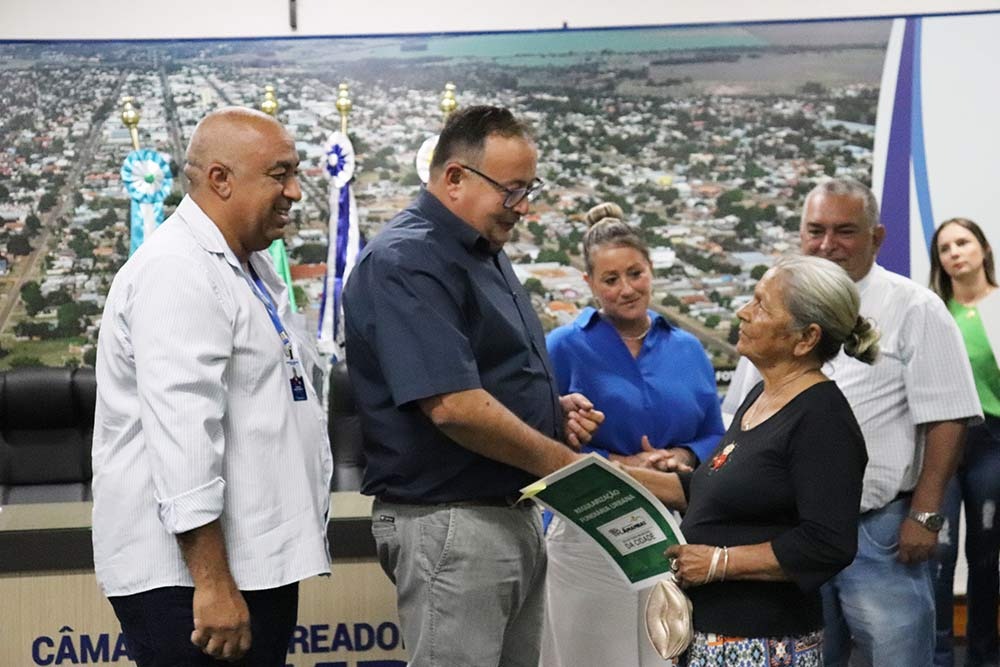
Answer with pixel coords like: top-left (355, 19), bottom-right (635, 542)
top-left (3, 0), bottom-right (1000, 40)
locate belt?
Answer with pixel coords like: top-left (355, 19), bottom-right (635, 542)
top-left (861, 490), bottom-right (913, 516)
top-left (376, 493), bottom-right (527, 508)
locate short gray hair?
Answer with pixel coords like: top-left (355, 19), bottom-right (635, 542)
top-left (802, 178), bottom-right (880, 230)
top-left (772, 255), bottom-right (880, 364)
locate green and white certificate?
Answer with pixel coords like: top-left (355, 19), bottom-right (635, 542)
top-left (521, 453), bottom-right (685, 590)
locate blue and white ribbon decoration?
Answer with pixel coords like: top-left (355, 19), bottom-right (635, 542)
top-left (318, 131), bottom-right (363, 360)
top-left (324, 131), bottom-right (355, 188)
top-left (121, 148), bottom-right (173, 256)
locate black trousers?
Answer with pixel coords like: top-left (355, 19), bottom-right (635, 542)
top-left (109, 583), bottom-right (298, 667)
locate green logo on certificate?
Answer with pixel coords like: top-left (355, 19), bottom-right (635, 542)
top-left (598, 509), bottom-right (668, 555)
top-left (521, 454), bottom-right (685, 588)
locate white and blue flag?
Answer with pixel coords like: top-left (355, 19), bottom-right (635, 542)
top-left (317, 130), bottom-right (363, 361)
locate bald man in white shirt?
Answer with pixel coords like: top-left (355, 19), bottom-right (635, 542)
top-left (93, 108), bottom-right (332, 666)
top-left (723, 178), bottom-right (981, 667)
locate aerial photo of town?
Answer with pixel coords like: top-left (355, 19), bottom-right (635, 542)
top-left (0, 19), bottom-right (891, 382)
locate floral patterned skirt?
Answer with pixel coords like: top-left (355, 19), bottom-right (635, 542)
top-left (678, 629), bottom-right (823, 666)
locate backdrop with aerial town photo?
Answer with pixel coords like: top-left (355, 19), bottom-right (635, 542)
top-left (0, 11), bottom-right (997, 382)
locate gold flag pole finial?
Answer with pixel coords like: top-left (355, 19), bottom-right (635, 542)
top-left (120, 96), bottom-right (141, 151)
top-left (336, 83), bottom-right (352, 135)
top-left (260, 84), bottom-right (279, 117)
top-left (440, 82), bottom-right (458, 123)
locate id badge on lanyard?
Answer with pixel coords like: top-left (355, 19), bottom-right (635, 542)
top-left (246, 265), bottom-right (308, 402)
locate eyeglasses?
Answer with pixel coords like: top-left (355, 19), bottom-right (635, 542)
top-left (459, 164), bottom-right (544, 209)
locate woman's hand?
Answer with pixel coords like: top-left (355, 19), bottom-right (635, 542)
top-left (609, 450), bottom-right (662, 467)
top-left (649, 442), bottom-right (695, 473)
top-left (667, 542), bottom-right (789, 586)
top-left (610, 437), bottom-right (694, 472)
top-left (665, 544), bottom-right (719, 588)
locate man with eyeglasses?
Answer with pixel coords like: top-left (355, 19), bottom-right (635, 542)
top-left (344, 105), bottom-right (603, 666)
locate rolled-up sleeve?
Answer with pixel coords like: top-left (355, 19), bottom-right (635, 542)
top-left (130, 254), bottom-right (233, 534)
top-left (770, 401), bottom-right (868, 592)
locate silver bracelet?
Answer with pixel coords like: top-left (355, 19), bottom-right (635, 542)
top-left (719, 546), bottom-right (729, 583)
top-left (704, 546), bottom-right (722, 584)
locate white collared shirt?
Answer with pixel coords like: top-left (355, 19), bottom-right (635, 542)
top-left (93, 196), bottom-right (332, 596)
top-left (723, 264), bottom-right (982, 512)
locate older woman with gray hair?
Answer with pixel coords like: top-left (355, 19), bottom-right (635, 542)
top-left (632, 255), bottom-right (877, 666)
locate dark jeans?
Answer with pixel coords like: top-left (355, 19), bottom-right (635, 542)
top-left (934, 416), bottom-right (1000, 667)
top-left (109, 583), bottom-right (299, 667)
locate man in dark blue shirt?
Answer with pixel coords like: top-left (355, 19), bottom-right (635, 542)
top-left (344, 105), bottom-right (602, 667)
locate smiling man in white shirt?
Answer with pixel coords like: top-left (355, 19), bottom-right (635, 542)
top-left (92, 107), bottom-right (332, 666)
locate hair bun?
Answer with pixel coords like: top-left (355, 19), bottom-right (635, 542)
top-left (843, 316), bottom-right (880, 365)
top-left (585, 202), bottom-right (625, 227)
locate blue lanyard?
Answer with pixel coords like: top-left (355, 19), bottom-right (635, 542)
top-left (245, 264), bottom-right (308, 402)
top-left (245, 264), bottom-right (297, 365)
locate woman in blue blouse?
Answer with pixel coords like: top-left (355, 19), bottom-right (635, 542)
top-left (540, 203), bottom-right (725, 667)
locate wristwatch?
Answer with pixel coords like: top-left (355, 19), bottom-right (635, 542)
top-left (907, 510), bottom-right (945, 532)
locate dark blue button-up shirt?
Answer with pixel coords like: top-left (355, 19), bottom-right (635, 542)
top-left (344, 190), bottom-right (563, 502)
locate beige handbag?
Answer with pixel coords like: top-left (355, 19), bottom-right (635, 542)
top-left (644, 576), bottom-right (694, 660)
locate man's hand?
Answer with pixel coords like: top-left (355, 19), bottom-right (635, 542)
top-left (176, 521), bottom-right (251, 662)
top-left (898, 419), bottom-right (967, 563)
top-left (559, 393), bottom-right (605, 449)
top-left (190, 582), bottom-right (252, 661)
top-left (897, 516), bottom-right (939, 564)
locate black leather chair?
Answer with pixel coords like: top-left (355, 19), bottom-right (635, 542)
top-left (327, 360), bottom-right (365, 492)
top-left (0, 366), bottom-right (95, 504)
